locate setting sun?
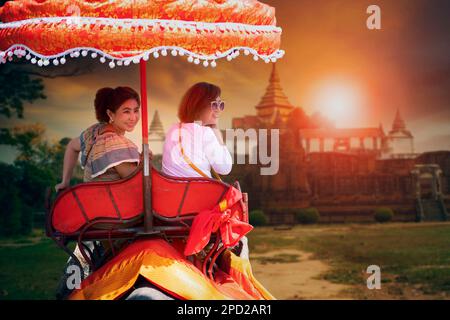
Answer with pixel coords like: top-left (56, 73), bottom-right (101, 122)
top-left (311, 81), bottom-right (362, 127)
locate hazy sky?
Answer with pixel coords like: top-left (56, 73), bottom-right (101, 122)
top-left (1, 0), bottom-right (449, 161)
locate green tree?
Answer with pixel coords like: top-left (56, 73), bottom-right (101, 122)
top-left (374, 207), bottom-right (394, 223)
top-left (249, 209), bottom-right (268, 226)
top-left (0, 67), bottom-right (46, 118)
top-left (0, 163), bottom-right (22, 236)
top-left (294, 207), bottom-right (320, 225)
top-left (0, 124), bottom-right (82, 235)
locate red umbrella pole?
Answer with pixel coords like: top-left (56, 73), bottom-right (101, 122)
top-left (140, 60), bottom-right (153, 232)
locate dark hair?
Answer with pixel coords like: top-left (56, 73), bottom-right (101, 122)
top-left (94, 86), bottom-right (140, 123)
top-left (178, 82), bottom-right (221, 123)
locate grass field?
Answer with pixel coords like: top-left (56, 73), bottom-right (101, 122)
top-left (248, 222), bottom-right (450, 299)
top-left (0, 229), bottom-right (69, 299)
top-left (1, 222), bottom-right (450, 300)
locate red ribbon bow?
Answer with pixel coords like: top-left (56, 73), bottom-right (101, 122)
top-left (184, 186), bottom-right (253, 256)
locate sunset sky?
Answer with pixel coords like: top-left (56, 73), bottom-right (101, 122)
top-left (1, 0), bottom-right (449, 161)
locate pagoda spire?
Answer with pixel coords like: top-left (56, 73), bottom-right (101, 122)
top-left (388, 108), bottom-right (413, 138)
top-left (391, 108), bottom-right (406, 131)
top-left (149, 110), bottom-right (165, 141)
top-left (378, 122), bottom-right (385, 135)
top-left (255, 63), bottom-right (294, 124)
top-left (269, 62), bottom-right (281, 83)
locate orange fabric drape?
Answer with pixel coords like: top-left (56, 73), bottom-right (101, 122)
top-left (184, 186), bottom-right (253, 256)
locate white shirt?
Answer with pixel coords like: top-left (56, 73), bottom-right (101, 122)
top-left (162, 122), bottom-right (233, 178)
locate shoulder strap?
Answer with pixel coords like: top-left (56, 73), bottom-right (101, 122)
top-left (178, 123), bottom-right (222, 181)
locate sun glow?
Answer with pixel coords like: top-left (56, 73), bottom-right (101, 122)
top-left (311, 80), bottom-right (362, 128)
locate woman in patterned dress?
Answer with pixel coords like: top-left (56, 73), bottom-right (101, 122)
top-left (54, 86), bottom-right (146, 299)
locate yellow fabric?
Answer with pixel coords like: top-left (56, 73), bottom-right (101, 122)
top-left (70, 239), bottom-right (242, 300)
top-left (219, 199), bottom-right (228, 212)
top-left (221, 249), bottom-right (276, 300)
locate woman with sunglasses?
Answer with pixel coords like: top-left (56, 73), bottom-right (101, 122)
top-left (160, 82), bottom-right (250, 276)
top-left (162, 82), bottom-right (231, 180)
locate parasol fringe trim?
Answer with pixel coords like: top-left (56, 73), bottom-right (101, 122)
top-left (0, 44), bottom-right (285, 68)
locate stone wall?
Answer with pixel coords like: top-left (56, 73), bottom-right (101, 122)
top-left (231, 150), bottom-right (450, 224)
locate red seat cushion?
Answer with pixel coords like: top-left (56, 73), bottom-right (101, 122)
top-left (52, 169), bottom-right (143, 234)
top-left (51, 168), bottom-right (234, 235)
top-left (151, 170), bottom-right (228, 218)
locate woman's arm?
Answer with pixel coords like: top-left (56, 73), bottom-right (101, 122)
top-left (204, 125), bottom-right (232, 175)
top-left (55, 137), bottom-right (81, 192)
top-left (114, 149), bottom-right (152, 179)
top-left (207, 124), bottom-right (226, 145)
top-left (115, 162), bottom-right (138, 179)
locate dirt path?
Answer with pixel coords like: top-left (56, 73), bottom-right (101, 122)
top-left (250, 249), bottom-right (353, 300)
top-left (0, 236), bottom-right (44, 248)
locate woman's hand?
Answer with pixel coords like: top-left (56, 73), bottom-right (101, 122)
top-left (55, 181), bottom-right (70, 193)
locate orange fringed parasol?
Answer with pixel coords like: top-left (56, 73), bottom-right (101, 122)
top-left (0, 0), bottom-right (284, 67)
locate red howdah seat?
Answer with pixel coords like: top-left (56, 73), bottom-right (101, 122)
top-left (46, 166), bottom-right (250, 281)
top-left (47, 167), bottom-right (248, 238)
